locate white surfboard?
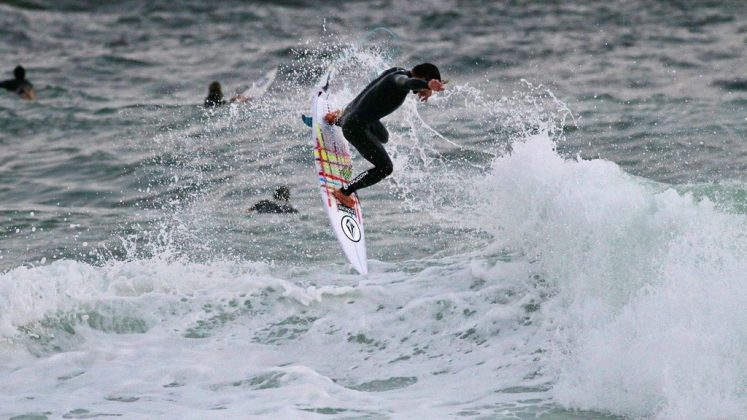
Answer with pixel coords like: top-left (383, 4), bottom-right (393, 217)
top-left (308, 72), bottom-right (368, 275)
top-left (242, 68), bottom-right (278, 99)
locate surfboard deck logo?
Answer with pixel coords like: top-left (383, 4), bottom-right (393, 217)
top-left (307, 70), bottom-right (368, 275)
top-left (340, 215), bottom-right (362, 242)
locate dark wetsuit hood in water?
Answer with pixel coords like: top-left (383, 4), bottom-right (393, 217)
top-left (204, 81), bottom-right (226, 108)
top-left (0, 65), bottom-right (34, 97)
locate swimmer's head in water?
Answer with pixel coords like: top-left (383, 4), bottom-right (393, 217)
top-left (274, 186), bottom-right (290, 201)
top-left (14, 65), bottom-right (25, 80)
top-left (411, 63), bottom-right (441, 82)
top-left (208, 81), bottom-right (222, 96)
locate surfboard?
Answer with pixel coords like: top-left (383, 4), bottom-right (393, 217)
top-left (241, 68), bottom-right (278, 99)
top-left (306, 71), bottom-right (368, 275)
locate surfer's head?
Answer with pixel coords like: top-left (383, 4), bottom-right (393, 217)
top-left (14, 65), bottom-right (25, 81)
top-left (274, 186), bottom-right (291, 201)
top-left (411, 63), bottom-right (441, 82)
top-left (208, 81), bottom-right (223, 97)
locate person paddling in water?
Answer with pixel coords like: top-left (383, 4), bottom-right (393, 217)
top-left (204, 81), bottom-right (249, 108)
top-left (324, 63), bottom-right (445, 208)
top-left (1, 65), bottom-right (35, 100)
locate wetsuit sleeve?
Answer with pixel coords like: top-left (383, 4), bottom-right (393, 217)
top-left (349, 68), bottom-right (402, 103)
top-left (0, 80), bottom-right (12, 91)
top-left (392, 74), bottom-right (429, 91)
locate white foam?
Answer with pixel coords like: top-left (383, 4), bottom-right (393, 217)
top-left (471, 132), bottom-right (747, 418)
top-left (0, 251), bottom-right (550, 418)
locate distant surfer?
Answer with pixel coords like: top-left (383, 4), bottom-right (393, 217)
top-left (204, 81), bottom-right (248, 108)
top-left (248, 186), bottom-right (298, 214)
top-left (1, 65), bottom-right (35, 100)
top-left (324, 63), bottom-right (445, 207)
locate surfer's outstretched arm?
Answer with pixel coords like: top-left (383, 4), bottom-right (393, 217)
top-left (416, 79), bottom-right (446, 102)
top-left (392, 74), bottom-right (430, 91)
top-left (393, 75), bottom-right (445, 102)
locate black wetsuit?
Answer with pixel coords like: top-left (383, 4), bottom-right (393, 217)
top-left (204, 93), bottom-right (225, 108)
top-left (0, 78), bottom-right (33, 96)
top-left (249, 200), bottom-right (297, 214)
top-left (339, 67), bottom-right (429, 196)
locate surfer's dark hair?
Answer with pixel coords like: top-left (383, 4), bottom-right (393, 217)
top-left (208, 81), bottom-right (222, 95)
top-left (412, 63), bottom-right (441, 82)
top-left (274, 186), bottom-right (290, 201)
top-left (14, 65), bottom-right (25, 80)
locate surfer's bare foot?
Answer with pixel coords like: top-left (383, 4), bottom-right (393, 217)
top-left (332, 189), bottom-right (356, 207)
top-left (324, 110), bottom-right (341, 125)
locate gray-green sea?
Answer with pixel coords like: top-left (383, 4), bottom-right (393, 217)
top-left (2, 1), bottom-right (747, 418)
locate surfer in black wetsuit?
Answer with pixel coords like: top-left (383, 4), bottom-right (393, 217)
top-left (204, 81), bottom-right (249, 108)
top-left (1, 66), bottom-right (35, 100)
top-left (248, 186), bottom-right (298, 214)
top-left (324, 63), bottom-right (445, 208)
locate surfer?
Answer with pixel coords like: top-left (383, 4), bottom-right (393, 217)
top-left (248, 186), bottom-right (298, 214)
top-left (324, 63), bottom-right (445, 208)
top-left (204, 81), bottom-right (248, 108)
top-left (1, 65), bottom-right (35, 100)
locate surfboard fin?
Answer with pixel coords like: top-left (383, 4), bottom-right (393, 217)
top-left (301, 114), bottom-right (312, 127)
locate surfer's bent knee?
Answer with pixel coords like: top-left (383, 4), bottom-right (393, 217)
top-left (379, 158), bottom-right (393, 177)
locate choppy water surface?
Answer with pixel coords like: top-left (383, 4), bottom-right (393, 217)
top-left (1, 1), bottom-right (747, 418)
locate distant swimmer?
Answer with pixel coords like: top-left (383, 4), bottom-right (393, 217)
top-left (324, 63), bottom-right (445, 208)
top-left (204, 81), bottom-right (248, 108)
top-left (248, 186), bottom-right (298, 214)
top-left (0, 65), bottom-right (35, 100)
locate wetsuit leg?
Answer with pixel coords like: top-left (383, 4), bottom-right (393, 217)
top-left (368, 120), bottom-right (389, 144)
top-left (340, 120), bottom-right (393, 195)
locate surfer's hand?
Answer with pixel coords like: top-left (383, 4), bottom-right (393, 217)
top-left (417, 89), bottom-right (433, 102)
top-left (324, 110), bottom-right (341, 125)
top-left (229, 95), bottom-right (250, 103)
top-left (428, 79), bottom-right (445, 92)
top-left (20, 87), bottom-right (35, 101)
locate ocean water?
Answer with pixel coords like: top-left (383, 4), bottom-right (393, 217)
top-left (2, 1), bottom-right (747, 418)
